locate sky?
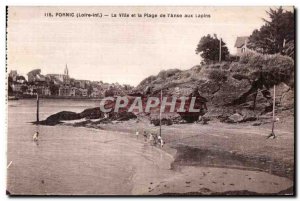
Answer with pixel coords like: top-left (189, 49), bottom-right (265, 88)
top-left (7, 6), bottom-right (293, 86)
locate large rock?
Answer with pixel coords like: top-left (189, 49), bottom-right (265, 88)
top-left (280, 89), bottom-right (294, 110)
top-left (212, 77), bottom-right (251, 106)
top-left (270, 83), bottom-right (294, 110)
top-left (197, 80), bottom-right (221, 101)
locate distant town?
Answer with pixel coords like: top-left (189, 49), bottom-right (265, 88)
top-left (8, 65), bottom-right (134, 99)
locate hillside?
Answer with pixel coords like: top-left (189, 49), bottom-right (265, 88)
top-left (133, 54), bottom-right (294, 123)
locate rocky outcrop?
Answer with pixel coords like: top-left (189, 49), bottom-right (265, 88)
top-left (132, 62), bottom-right (294, 123)
top-left (37, 107), bottom-right (137, 126)
top-left (45, 111), bottom-right (81, 124)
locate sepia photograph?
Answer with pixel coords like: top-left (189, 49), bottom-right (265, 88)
top-left (6, 6), bottom-right (295, 196)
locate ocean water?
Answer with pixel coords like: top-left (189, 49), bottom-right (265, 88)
top-left (7, 99), bottom-right (173, 195)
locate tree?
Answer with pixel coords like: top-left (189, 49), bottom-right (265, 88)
top-left (16, 75), bottom-right (27, 83)
top-left (248, 7), bottom-right (294, 58)
top-left (195, 34), bottom-right (229, 63)
top-left (231, 52), bottom-right (294, 110)
top-left (282, 40), bottom-right (294, 59)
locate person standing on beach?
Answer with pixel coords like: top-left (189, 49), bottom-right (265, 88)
top-left (143, 131), bottom-right (148, 142)
top-left (149, 133), bottom-right (154, 145)
top-left (158, 135), bottom-right (164, 148)
top-left (135, 130), bottom-right (139, 139)
top-left (33, 131), bottom-right (39, 146)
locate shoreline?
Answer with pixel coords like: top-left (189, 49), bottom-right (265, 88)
top-left (56, 118), bottom-right (294, 195)
top-left (8, 96), bottom-right (102, 101)
top-left (62, 118), bottom-right (294, 179)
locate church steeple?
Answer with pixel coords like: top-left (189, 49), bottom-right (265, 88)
top-left (64, 64), bottom-right (69, 77)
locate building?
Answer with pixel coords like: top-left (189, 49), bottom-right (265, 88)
top-left (41, 86), bottom-right (51, 96)
top-left (46, 64), bottom-right (70, 84)
top-left (70, 87), bottom-right (77, 97)
top-left (80, 88), bottom-right (88, 97)
top-left (11, 83), bottom-right (22, 92)
top-left (59, 85), bottom-right (71, 96)
top-left (25, 85), bottom-right (37, 96)
top-left (47, 74), bottom-right (65, 83)
top-left (75, 80), bottom-right (87, 89)
top-left (234, 36), bottom-right (250, 56)
top-left (91, 87), bottom-right (102, 98)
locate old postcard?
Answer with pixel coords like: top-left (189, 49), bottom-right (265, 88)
top-left (6, 6), bottom-right (295, 196)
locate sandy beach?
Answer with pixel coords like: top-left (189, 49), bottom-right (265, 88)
top-left (7, 99), bottom-right (294, 195)
top-left (7, 123), bottom-right (293, 195)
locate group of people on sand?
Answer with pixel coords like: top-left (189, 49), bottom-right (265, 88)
top-left (135, 130), bottom-right (164, 148)
top-left (33, 128), bottom-right (165, 148)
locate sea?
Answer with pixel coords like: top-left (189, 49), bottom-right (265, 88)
top-left (7, 99), bottom-right (173, 195)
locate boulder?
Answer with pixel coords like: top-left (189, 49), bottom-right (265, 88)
top-left (227, 113), bottom-right (244, 123)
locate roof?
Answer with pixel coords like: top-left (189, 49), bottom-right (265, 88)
top-left (234, 36), bottom-right (249, 48)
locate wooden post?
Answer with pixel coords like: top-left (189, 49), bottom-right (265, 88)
top-left (219, 38), bottom-right (222, 63)
top-left (36, 93), bottom-right (39, 124)
top-left (159, 89), bottom-right (162, 137)
top-left (271, 85), bottom-right (276, 137)
top-left (267, 85), bottom-right (276, 139)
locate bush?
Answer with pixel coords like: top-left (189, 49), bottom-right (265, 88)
top-left (183, 72), bottom-right (191, 78)
top-left (232, 73), bottom-right (250, 81)
top-left (265, 54), bottom-right (294, 71)
top-left (191, 65), bottom-right (202, 73)
top-left (157, 69), bottom-right (181, 79)
top-left (263, 54), bottom-right (294, 87)
top-left (240, 52), bottom-right (265, 69)
top-left (139, 75), bottom-right (156, 86)
top-left (227, 54), bottom-right (240, 62)
top-left (221, 63), bottom-right (231, 70)
top-left (208, 69), bottom-right (227, 82)
top-left (236, 52), bottom-right (294, 87)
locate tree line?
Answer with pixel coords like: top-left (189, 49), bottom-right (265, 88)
top-left (195, 7), bottom-right (294, 63)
